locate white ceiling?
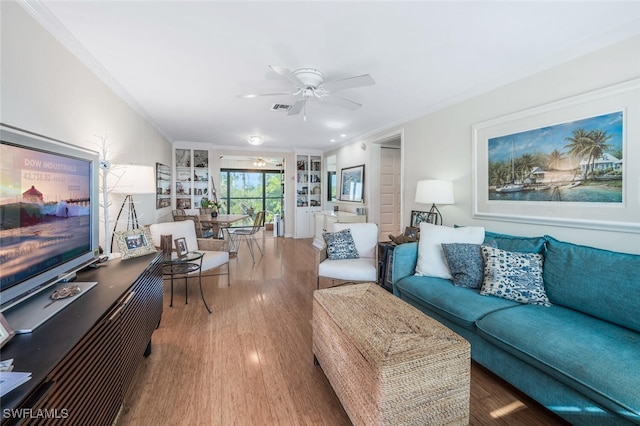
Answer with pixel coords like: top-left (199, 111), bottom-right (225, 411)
top-left (27, 1), bottom-right (640, 152)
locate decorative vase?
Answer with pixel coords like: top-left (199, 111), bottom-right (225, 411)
top-left (160, 234), bottom-right (172, 260)
top-left (211, 211), bottom-right (218, 218)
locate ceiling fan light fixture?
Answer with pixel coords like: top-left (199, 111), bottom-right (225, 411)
top-left (253, 158), bottom-right (266, 167)
top-left (247, 135), bottom-right (263, 146)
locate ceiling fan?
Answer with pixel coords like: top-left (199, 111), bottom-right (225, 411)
top-left (240, 66), bottom-right (375, 120)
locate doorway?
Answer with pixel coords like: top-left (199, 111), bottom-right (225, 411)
top-left (377, 138), bottom-right (402, 241)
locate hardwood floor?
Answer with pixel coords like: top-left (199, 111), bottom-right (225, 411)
top-left (118, 234), bottom-right (568, 425)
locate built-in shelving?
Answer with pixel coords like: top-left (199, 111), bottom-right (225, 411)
top-left (174, 148), bottom-right (210, 209)
top-left (295, 154), bottom-right (322, 238)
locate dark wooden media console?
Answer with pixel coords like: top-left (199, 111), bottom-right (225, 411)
top-left (1, 253), bottom-right (163, 425)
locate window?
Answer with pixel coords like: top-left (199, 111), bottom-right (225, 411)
top-left (219, 169), bottom-right (283, 223)
top-left (327, 171), bottom-right (337, 201)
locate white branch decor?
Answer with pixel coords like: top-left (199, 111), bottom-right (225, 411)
top-left (90, 134), bottom-right (121, 258)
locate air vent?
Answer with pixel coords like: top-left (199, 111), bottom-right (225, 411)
top-left (271, 103), bottom-right (292, 112)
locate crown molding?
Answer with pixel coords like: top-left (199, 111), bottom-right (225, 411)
top-left (18, 0), bottom-right (174, 144)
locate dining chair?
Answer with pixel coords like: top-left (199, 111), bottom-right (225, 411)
top-left (172, 209), bottom-right (186, 221)
top-left (226, 210), bottom-right (265, 262)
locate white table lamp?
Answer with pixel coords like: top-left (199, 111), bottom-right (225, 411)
top-left (110, 165), bottom-right (155, 249)
top-left (414, 180), bottom-right (454, 225)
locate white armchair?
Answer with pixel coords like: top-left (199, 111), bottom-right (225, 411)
top-left (149, 220), bottom-right (230, 286)
top-left (315, 223), bottom-right (378, 289)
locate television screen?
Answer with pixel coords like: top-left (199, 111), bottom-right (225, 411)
top-left (0, 126), bottom-right (99, 311)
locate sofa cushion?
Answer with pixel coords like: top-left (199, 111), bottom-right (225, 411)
top-left (394, 275), bottom-right (519, 330)
top-left (442, 240), bottom-right (496, 288)
top-left (476, 305), bottom-right (640, 418)
top-left (481, 246), bottom-right (550, 307)
top-left (544, 236), bottom-right (640, 333)
top-left (484, 230), bottom-right (546, 254)
top-left (416, 223), bottom-right (484, 279)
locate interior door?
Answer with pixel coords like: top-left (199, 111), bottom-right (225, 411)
top-left (378, 146), bottom-right (401, 241)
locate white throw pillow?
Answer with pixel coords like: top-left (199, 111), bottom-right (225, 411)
top-left (415, 223), bottom-right (485, 279)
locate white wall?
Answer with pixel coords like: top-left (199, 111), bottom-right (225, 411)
top-left (1, 2), bottom-right (173, 252)
top-left (337, 36), bottom-right (640, 254)
top-left (325, 141), bottom-right (371, 215)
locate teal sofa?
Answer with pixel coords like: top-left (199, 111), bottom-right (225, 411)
top-left (391, 231), bottom-right (640, 425)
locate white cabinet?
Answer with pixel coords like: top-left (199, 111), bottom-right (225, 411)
top-left (313, 211), bottom-right (367, 248)
top-left (174, 148), bottom-right (210, 210)
top-left (295, 154), bottom-right (322, 238)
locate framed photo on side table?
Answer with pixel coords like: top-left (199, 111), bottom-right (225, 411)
top-left (114, 228), bottom-right (157, 260)
top-left (410, 210), bottom-right (435, 227)
top-left (404, 226), bottom-right (420, 239)
top-left (174, 237), bottom-right (188, 258)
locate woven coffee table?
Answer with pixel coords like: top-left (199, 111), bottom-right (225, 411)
top-left (313, 283), bottom-right (470, 425)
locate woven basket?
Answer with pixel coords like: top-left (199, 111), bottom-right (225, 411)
top-left (313, 283), bottom-right (470, 425)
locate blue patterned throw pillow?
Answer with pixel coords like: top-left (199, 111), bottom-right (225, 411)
top-left (323, 229), bottom-right (359, 260)
top-left (442, 240), bottom-right (497, 288)
top-left (480, 245), bottom-right (551, 306)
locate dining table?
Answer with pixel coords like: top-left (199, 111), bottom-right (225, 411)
top-left (199, 214), bottom-right (250, 252)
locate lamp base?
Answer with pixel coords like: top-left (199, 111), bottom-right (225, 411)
top-left (428, 203), bottom-right (443, 226)
top-left (110, 194), bottom-right (140, 250)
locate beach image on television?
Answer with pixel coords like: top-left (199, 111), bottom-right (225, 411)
top-left (0, 143), bottom-right (92, 290)
top-left (487, 111), bottom-right (623, 203)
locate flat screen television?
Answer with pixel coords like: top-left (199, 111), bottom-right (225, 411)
top-left (0, 125), bottom-right (100, 324)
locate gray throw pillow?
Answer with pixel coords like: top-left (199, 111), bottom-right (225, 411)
top-left (323, 228), bottom-right (359, 260)
top-left (442, 240), bottom-right (497, 288)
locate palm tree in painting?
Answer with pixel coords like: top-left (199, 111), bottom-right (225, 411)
top-left (564, 129), bottom-right (591, 175)
top-left (564, 128), bottom-right (612, 180)
top-left (516, 153), bottom-right (536, 182)
top-left (488, 163), bottom-right (509, 187)
top-left (583, 129), bottom-right (613, 180)
top-left (547, 149), bottom-right (566, 170)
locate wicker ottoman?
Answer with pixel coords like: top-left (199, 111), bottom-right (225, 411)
top-left (313, 283), bottom-right (470, 425)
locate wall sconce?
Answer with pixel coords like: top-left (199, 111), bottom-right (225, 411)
top-left (414, 179), bottom-right (454, 225)
top-left (247, 135), bottom-right (263, 146)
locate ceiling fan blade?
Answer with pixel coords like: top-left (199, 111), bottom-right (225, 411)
top-left (288, 99), bottom-right (306, 116)
top-left (238, 92), bottom-right (291, 98)
top-left (321, 95), bottom-right (362, 111)
top-left (269, 65), bottom-right (305, 88)
top-left (322, 74), bottom-right (375, 92)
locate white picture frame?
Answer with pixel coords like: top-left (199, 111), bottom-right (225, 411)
top-left (114, 227), bottom-right (158, 260)
top-left (472, 78), bottom-right (640, 233)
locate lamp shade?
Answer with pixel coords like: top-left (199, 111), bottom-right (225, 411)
top-left (415, 180), bottom-right (454, 205)
top-left (112, 165), bottom-right (155, 194)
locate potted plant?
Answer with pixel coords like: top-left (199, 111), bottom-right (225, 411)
top-left (207, 200), bottom-right (224, 217)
